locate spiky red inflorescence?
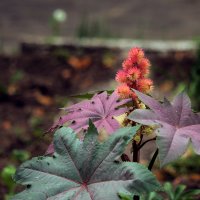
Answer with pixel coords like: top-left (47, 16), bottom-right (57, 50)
top-left (115, 70), bottom-right (127, 83)
top-left (116, 84), bottom-right (132, 99)
top-left (128, 47), bottom-right (144, 63)
top-left (138, 58), bottom-right (151, 75)
top-left (115, 47), bottom-right (153, 99)
top-left (122, 58), bottom-right (133, 71)
top-left (137, 78), bottom-right (153, 93)
top-left (127, 67), bottom-right (141, 81)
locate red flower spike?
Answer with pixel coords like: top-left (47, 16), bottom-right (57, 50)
top-left (128, 47), bottom-right (144, 61)
top-left (127, 67), bottom-right (141, 81)
top-left (138, 58), bottom-right (151, 75)
top-left (117, 84), bottom-right (132, 99)
top-left (115, 47), bottom-right (153, 99)
top-left (137, 78), bottom-right (153, 93)
top-left (122, 58), bottom-right (133, 71)
top-left (115, 70), bottom-right (128, 83)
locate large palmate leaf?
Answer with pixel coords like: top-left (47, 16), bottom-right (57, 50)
top-left (128, 90), bottom-right (200, 166)
top-left (51, 91), bottom-right (130, 134)
top-left (12, 123), bottom-right (160, 200)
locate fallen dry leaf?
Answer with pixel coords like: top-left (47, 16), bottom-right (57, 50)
top-left (2, 120), bottom-right (12, 130)
top-left (34, 91), bottom-right (53, 106)
top-left (32, 107), bottom-right (45, 117)
top-left (61, 69), bottom-right (71, 79)
top-left (7, 84), bottom-right (18, 95)
top-left (68, 56), bottom-right (91, 70)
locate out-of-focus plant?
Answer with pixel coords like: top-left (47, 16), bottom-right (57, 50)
top-left (10, 48), bottom-right (200, 200)
top-left (1, 165), bottom-right (16, 200)
top-left (52, 48), bottom-right (70, 60)
top-left (11, 150), bottom-right (30, 162)
top-left (189, 42), bottom-right (200, 110)
top-left (121, 182), bottom-right (200, 200)
top-left (0, 83), bottom-right (7, 97)
top-left (10, 70), bottom-right (24, 84)
top-left (0, 36), bottom-right (3, 53)
top-left (0, 69), bottom-right (24, 98)
top-left (29, 116), bottom-right (44, 137)
top-left (1, 150), bottom-right (30, 200)
top-left (161, 182), bottom-right (200, 200)
top-left (169, 151), bottom-right (200, 174)
top-left (120, 191), bottom-right (162, 200)
top-left (76, 17), bottom-right (112, 38)
top-left (102, 52), bottom-right (116, 69)
top-left (49, 9), bottom-right (67, 37)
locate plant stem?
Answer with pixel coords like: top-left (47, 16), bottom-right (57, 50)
top-left (132, 100), bottom-right (142, 200)
top-left (138, 137), bottom-right (156, 150)
top-left (137, 134), bottom-right (143, 147)
top-left (148, 148), bottom-right (159, 171)
top-left (132, 141), bottom-right (140, 200)
top-left (132, 140), bottom-right (139, 162)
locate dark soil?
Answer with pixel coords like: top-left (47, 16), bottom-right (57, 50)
top-left (0, 44), bottom-right (122, 197)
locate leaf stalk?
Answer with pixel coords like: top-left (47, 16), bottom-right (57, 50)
top-left (148, 148), bottom-right (159, 171)
top-left (138, 137), bottom-right (156, 150)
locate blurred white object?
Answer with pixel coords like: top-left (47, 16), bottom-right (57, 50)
top-left (53, 9), bottom-right (67, 23)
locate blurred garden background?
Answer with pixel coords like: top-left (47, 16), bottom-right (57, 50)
top-left (0, 0), bottom-right (200, 199)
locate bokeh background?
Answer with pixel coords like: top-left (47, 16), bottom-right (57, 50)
top-left (0, 0), bottom-right (200, 199)
top-left (1, 0), bottom-right (200, 42)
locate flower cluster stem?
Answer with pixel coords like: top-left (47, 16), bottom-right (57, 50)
top-left (138, 137), bottom-right (156, 150)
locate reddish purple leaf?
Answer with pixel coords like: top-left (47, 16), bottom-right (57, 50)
top-left (47, 92), bottom-right (129, 154)
top-left (51, 91), bottom-right (129, 134)
top-left (128, 90), bottom-right (200, 166)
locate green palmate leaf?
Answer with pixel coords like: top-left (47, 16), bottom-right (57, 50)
top-left (12, 122), bottom-right (160, 200)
